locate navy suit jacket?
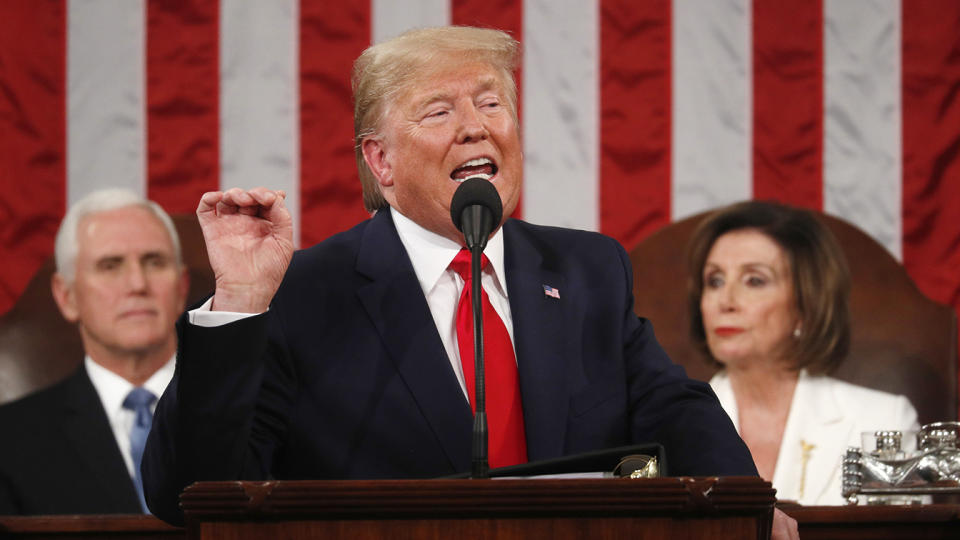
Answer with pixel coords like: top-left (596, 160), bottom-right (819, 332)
top-left (0, 366), bottom-right (142, 515)
top-left (143, 210), bottom-right (756, 524)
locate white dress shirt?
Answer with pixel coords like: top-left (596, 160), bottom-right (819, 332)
top-left (190, 207), bottom-right (517, 399)
top-left (85, 355), bottom-right (175, 478)
top-left (390, 208), bottom-right (515, 398)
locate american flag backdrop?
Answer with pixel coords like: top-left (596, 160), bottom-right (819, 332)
top-left (1, 0), bottom-right (959, 342)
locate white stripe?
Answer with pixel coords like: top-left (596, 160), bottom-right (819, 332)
top-left (371, 0), bottom-right (450, 44)
top-left (522, 0), bottom-right (599, 231)
top-left (672, 0), bottom-right (752, 220)
top-left (67, 0), bottom-right (145, 204)
top-left (220, 0), bottom-right (301, 245)
top-left (823, 0), bottom-right (901, 260)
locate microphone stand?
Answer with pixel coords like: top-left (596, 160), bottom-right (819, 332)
top-left (451, 178), bottom-right (501, 480)
top-left (469, 242), bottom-right (489, 479)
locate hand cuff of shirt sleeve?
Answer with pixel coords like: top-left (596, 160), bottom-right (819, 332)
top-left (188, 296), bottom-right (266, 327)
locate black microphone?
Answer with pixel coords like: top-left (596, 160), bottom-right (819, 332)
top-left (449, 177), bottom-right (503, 479)
top-left (450, 177), bottom-right (503, 251)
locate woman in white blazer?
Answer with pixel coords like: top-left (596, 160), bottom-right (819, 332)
top-left (687, 201), bottom-right (919, 505)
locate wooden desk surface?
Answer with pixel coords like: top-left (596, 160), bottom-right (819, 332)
top-left (0, 514), bottom-right (182, 539)
top-left (785, 504), bottom-right (960, 539)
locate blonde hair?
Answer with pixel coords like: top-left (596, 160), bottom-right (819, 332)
top-left (352, 26), bottom-right (520, 212)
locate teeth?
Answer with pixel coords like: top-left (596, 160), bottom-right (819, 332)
top-left (461, 158), bottom-right (492, 167)
top-left (453, 157), bottom-right (495, 182)
top-left (455, 173), bottom-right (493, 182)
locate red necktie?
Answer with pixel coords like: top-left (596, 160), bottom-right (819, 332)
top-left (450, 249), bottom-right (527, 468)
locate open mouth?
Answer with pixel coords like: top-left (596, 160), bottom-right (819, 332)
top-left (450, 157), bottom-right (498, 182)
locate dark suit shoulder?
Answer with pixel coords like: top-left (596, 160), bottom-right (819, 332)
top-left (503, 219), bottom-right (629, 280)
top-left (271, 218), bottom-right (374, 310)
top-left (505, 219), bottom-right (625, 257)
top-left (0, 366), bottom-right (141, 515)
top-left (0, 368), bottom-right (89, 428)
top-left (505, 219), bottom-right (617, 246)
top-left (286, 217), bottom-right (372, 273)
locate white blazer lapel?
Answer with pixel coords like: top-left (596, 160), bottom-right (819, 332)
top-left (774, 372), bottom-right (854, 505)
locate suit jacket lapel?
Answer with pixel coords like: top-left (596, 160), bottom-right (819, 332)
top-left (797, 375), bottom-right (853, 504)
top-left (503, 220), bottom-right (569, 461)
top-left (355, 210), bottom-right (473, 472)
top-left (776, 372), bottom-right (851, 504)
top-left (60, 367), bottom-right (142, 512)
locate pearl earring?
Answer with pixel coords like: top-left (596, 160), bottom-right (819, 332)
top-left (793, 326), bottom-right (802, 339)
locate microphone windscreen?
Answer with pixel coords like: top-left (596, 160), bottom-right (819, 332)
top-left (450, 177), bottom-right (503, 232)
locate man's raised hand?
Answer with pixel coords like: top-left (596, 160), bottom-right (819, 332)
top-left (197, 187), bottom-right (295, 313)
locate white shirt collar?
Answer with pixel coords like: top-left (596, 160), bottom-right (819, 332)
top-left (85, 354), bottom-right (176, 413)
top-left (390, 207), bottom-right (508, 298)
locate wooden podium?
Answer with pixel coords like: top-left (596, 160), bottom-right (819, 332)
top-left (180, 476), bottom-right (775, 539)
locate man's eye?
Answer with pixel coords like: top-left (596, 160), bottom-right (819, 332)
top-left (144, 255), bottom-right (172, 269)
top-left (97, 260), bottom-right (121, 271)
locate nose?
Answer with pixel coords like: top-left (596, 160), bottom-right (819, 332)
top-left (457, 105), bottom-right (488, 144)
top-left (717, 283), bottom-right (738, 312)
top-left (126, 263), bottom-right (149, 293)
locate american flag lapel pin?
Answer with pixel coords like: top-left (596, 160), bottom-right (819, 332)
top-left (542, 284), bottom-right (560, 299)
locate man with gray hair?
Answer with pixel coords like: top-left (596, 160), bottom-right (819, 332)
top-left (0, 189), bottom-right (188, 515)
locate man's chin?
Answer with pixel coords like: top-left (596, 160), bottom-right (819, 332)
top-left (103, 332), bottom-right (173, 358)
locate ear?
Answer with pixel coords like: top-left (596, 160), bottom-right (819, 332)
top-left (361, 137), bottom-right (393, 188)
top-left (51, 273), bottom-right (79, 323)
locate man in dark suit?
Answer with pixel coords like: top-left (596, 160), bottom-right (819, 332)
top-left (0, 189), bottom-right (188, 515)
top-left (143, 27), bottom-right (795, 538)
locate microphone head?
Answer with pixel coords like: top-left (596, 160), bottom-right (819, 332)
top-left (450, 177), bottom-right (503, 233)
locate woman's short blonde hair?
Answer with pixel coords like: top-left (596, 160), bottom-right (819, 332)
top-left (352, 26), bottom-right (520, 212)
top-left (686, 200), bottom-right (851, 374)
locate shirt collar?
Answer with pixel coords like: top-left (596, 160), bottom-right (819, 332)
top-left (85, 354), bottom-right (176, 411)
top-left (390, 207), bottom-right (507, 297)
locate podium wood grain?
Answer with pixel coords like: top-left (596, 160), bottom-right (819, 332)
top-left (0, 514), bottom-right (181, 539)
top-left (180, 476), bottom-right (775, 540)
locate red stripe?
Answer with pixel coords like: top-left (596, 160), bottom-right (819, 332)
top-left (452, 0), bottom-right (524, 220)
top-left (0, 1), bottom-right (65, 314)
top-left (901, 1), bottom-right (960, 371)
top-left (299, 0), bottom-right (371, 246)
top-left (599, 0), bottom-right (671, 251)
top-left (146, 0), bottom-right (220, 213)
top-left (752, 0), bottom-right (823, 209)
top-left (452, 0), bottom-right (523, 38)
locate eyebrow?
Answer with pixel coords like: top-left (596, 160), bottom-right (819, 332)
top-left (414, 76), bottom-right (501, 111)
top-left (94, 251), bottom-right (170, 265)
top-left (742, 262), bottom-right (777, 272)
top-left (703, 261), bottom-right (779, 274)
